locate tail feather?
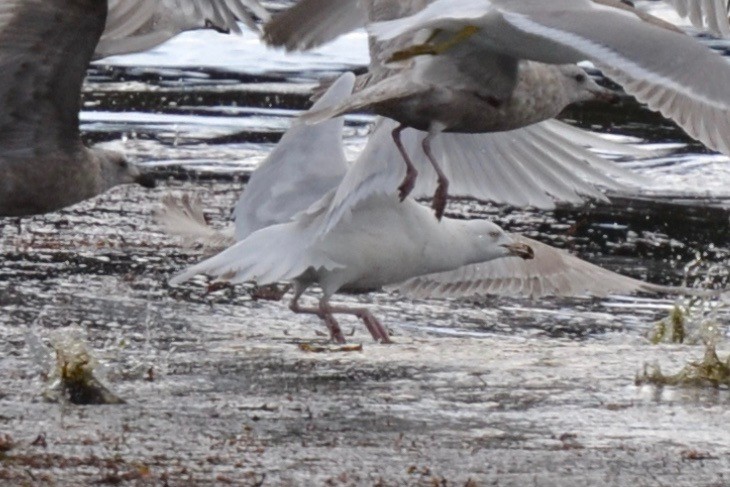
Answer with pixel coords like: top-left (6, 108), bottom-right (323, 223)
top-left (300, 74), bottom-right (417, 125)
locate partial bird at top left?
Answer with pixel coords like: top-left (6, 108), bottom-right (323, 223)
top-left (0, 0), bottom-right (269, 217)
top-left (0, 0), bottom-right (154, 217)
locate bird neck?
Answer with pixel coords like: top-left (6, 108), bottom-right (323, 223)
top-left (512, 61), bottom-right (572, 119)
top-left (423, 218), bottom-right (495, 271)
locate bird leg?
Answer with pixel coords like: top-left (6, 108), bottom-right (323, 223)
top-left (289, 292), bottom-right (346, 343)
top-left (320, 301), bottom-right (392, 344)
top-left (423, 124), bottom-right (449, 220)
top-left (392, 124), bottom-right (418, 201)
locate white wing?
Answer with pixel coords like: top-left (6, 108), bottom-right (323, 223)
top-left (232, 72), bottom-right (355, 240)
top-left (394, 235), bottom-right (716, 299)
top-left (96, 0), bottom-right (269, 58)
top-left (317, 116), bottom-right (652, 237)
top-left (370, 0), bottom-right (730, 157)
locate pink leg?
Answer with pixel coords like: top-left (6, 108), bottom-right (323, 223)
top-left (289, 292), bottom-right (346, 343)
top-left (422, 126), bottom-right (449, 220)
top-left (321, 302), bottom-right (392, 344)
top-left (392, 124), bottom-right (418, 201)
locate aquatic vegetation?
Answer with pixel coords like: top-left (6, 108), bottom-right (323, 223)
top-left (649, 253), bottom-right (729, 346)
top-left (29, 328), bottom-right (125, 405)
top-left (636, 343), bottom-right (730, 388)
top-left (298, 343), bottom-right (363, 353)
top-left (0, 433), bottom-right (14, 456)
top-left (642, 257), bottom-right (729, 388)
top-left (648, 305), bottom-right (686, 344)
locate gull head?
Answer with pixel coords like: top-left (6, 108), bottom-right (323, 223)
top-left (465, 220), bottom-right (535, 261)
top-left (96, 149), bottom-right (156, 191)
top-left (558, 65), bottom-right (619, 104)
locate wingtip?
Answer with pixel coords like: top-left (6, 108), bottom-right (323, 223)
top-left (298, 107), bottom-right (337, 126)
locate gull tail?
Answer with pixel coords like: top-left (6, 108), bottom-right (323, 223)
top-left (300, 74), bottom-right (418, 125)
top-left (154, 194), bottom-right (235, 251)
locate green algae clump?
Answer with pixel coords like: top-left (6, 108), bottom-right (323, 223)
top-left (636, 344), bottom-right (730, 389)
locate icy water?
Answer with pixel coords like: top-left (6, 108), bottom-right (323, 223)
top-left (1, 10), bottom-right (730, 486)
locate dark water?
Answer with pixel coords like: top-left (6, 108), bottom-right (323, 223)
top-left (1, 13), bottom-right (729, 485)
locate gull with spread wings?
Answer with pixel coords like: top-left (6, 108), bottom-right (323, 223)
top-left (264, 0), bottom-right (730, 219)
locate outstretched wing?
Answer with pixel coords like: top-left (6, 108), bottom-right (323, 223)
top-left (96, 0), bottom-right (269, 58)
top-left (0, 0), bottom-right (105, 154)
top-left (394, 235), bottom-right (716, 299)
top-left (316, 116), bottom-right (651, 237)
top-left (170, 194), bottom-right (344, 287)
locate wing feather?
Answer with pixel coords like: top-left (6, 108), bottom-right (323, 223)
top-left (666, 0), bottom-right (730, 37)
top-left (318, 117), bottom-right (649, 237)
top-left (170, 197), bottom-right (344, 287)
top-left (263, 0), bottom-right (366, 51)
top-left (394, 236), bottom-right (717, 299)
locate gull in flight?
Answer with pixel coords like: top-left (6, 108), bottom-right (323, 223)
top-left (301, 57), bottom-right (619, 219)
top-left (366, 0), bottom-right (730, 160)
top-left (263, 0), bottom-right (730, 218)
top-left (96, 0), bottom-right (270, 58)
top-left (164, 74), bottom-right (710, 344)
top-left (0, 0), bottom-right (156, 217)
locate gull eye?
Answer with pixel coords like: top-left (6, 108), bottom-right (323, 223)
top-left (488, 230), bottom-right (500, 238)
top-left (574, 73), bottom-right (587, 83)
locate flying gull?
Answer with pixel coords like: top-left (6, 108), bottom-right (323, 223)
top-left (264, 0), bottom-right (657, 219)
top-left (298, 0), bottom-right (730, 218)
top-left (302, 60), bottom-right (619, 219)
top-left (366, 0), bottom-right (730, 160)
top-left (164, 74), bottom-right (709, 344)
top-left (0, 0), bottom-right (155, 217)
